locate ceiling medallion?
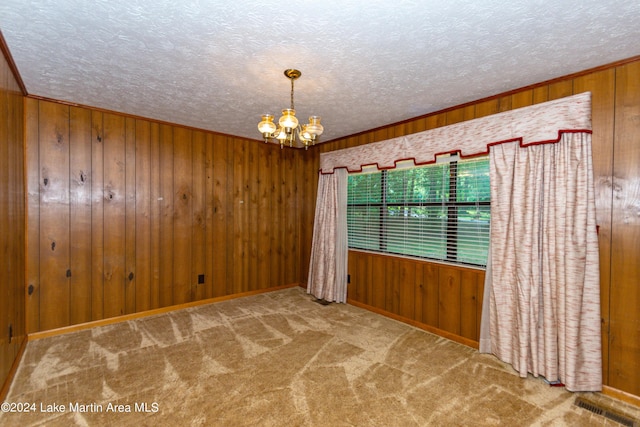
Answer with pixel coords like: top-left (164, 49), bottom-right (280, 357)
top-left (257, 69), bottom-right (324, 150)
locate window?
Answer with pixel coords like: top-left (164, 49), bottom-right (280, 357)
top-left (347, 156), bottom-right (490, 267)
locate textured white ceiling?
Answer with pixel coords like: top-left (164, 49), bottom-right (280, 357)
top-left (1, 0), bottom-right (639, 146)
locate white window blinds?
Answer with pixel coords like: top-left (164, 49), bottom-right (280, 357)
top-left (347, 156), bottom-right (490, 267)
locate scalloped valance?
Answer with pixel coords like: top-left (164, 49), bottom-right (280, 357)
top-left (319, 92), bottom-right (591, 174)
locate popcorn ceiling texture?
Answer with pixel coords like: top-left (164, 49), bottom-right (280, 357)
top-left (0, 0), bottom-right (639, 145)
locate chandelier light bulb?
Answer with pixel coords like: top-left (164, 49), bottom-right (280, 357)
top-left (305, 116), bottom-right (324, 137)
top-left (279, 109), bottom-right (298, 129)
top-left (258, 114), bottom-right (277, 139)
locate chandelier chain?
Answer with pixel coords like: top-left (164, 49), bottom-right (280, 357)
top-left (290, 77), bottom-right (295, 110)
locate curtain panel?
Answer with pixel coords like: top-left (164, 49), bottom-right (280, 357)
top-left (307, 169), bottom-right (348, 303)
top-left (480, 133), bottom-right (601, 392)
top-left (307, 92), bottom-right (601, 391)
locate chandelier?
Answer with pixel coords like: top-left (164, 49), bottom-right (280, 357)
top-left (257, 69), bottom-right (324, 150)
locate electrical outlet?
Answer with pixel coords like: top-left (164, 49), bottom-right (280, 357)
top-left (198, 274), bottom-right (205, 284)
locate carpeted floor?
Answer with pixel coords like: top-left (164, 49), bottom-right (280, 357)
top-left (1, 287), bottom-right (639, 426)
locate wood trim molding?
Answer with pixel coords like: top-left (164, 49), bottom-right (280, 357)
top-left (0, 336), bottom-right (28, 403)
top-left (0, 29), bottom-right (27, 96)
top-left (347, 297), bottom-right (479, 349)
top-left (601, 385), bottom-right (640, 409)
top-left (29, 283), bottom-right (299, 340)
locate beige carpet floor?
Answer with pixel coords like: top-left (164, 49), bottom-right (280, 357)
top-left (2, 287), bottom-right (639, 426)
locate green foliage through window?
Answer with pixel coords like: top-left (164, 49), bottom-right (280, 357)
top-left (347, 156), bottom-right (490, 267)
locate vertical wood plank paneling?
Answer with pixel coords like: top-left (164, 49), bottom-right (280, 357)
top-left (609, 61), bottom-right (640, 396)
top-left (0, 58), bottom-right (10, 374)
top-left (418, 262), bottom-right (439, 327)
top-left (299, 148), bottom-right (320, 286)
top-left (384, 258), bottom-right (399, 315)
top-left (284, 149), bottom-right (299, 284)
top-left (460, 270), bottom-right (478, 341)
top-left (347, 252), bottom-right (357, 300)
top-left (497, 95), bottom-right (512, 112)
top-left (398, 259), bottom-right (415, 319)
top-left (233, 137), bottom-right (247, 293)
top-left (0, 53), bottom-right (8, 375)
top-left (532, 86), bottom-right (549, 104)
top-left (574, 68), bottom-right (616, 385)
top-left (124, 118), bottom-right (137, 314)
top-left (363, 253), bottom-right (374, 305)
top-left (257, 142), bottom-right (272, 289)
top-left (276, 148), bottom-right (287, 286)
top-left (371, 254), bottom-right (386, 310)
top-left (511, 89), bottom-right (533, 109)
top-left (474, 99), bottom-right (499, 118)
top-left (438, 267), bottom-right (461, 335)
top-left (204, 133), bottom-right (215, 298)
top-left (192, 130), bottom-right (206, 300)
top-left (25, 98), bottom-right (40, 333)
top-left (424, 113), bottom-right (446, 131)
top-left (391, 123), bottom-right (406, 138)
top-left (476, 270), bottom-right (485, 340)
top-left (373, 128), bottom-right (390, 144)
top-left (102, 113), bottom-right (126, 318)
top-left (172, 127), bottom-right (193, 304)
top-left (149, 122), bottom-right (161, 309)
top-left (548, 80), bottom-right (573, 100)
top-left (351, 251), bottom-right (483, 336)
top-left (38, 101), bottom-right (70, 330)
top-left (270, 146), bottom-right (282, 289)
top-left (0, 52), bottom-right (25, 384)
top-left (134, 119), bottom-right (151, 312)
top-left (351, 251), bottom-right (369, 303)
top-left (90, 111), bottom-right (104, 320)
top-left (247, 140), bottom-right (259, 290)
top-left (68, 106), bottom-right (92, 324)
top-left (445, 105), bottom-right (475, 126)
top-left (159, 124), bottom-right (174, 307)
top-left (10, 78), bottom-right (25, 350)
top-left (407, 117), bottom-right (427, 135)
top-left (226, 138), bottom-right (237, 295)
top-left (211, 135), bottom-right (228, 297)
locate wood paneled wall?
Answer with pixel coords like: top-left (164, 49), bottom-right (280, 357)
top-left (0, 47), bottom-right (25, 394)
top-left (348, 251), bottom-right (484, 344)
top-left (300, 57), bottom-right (640, 397)
top-left (25, 99), bottom-right (303, 333)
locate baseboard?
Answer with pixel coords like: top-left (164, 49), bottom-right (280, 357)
top-left (347, 298), bottom-right (479, 349)
top-left (602, 385), bottom-right (640, 408)
top-left (29, 283), bottom-right (299, 341)
top-left (1, 335), bottom-right (28, 403)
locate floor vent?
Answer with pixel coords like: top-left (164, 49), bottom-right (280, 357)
top-left (574, 397), bottom-right (639, 427)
